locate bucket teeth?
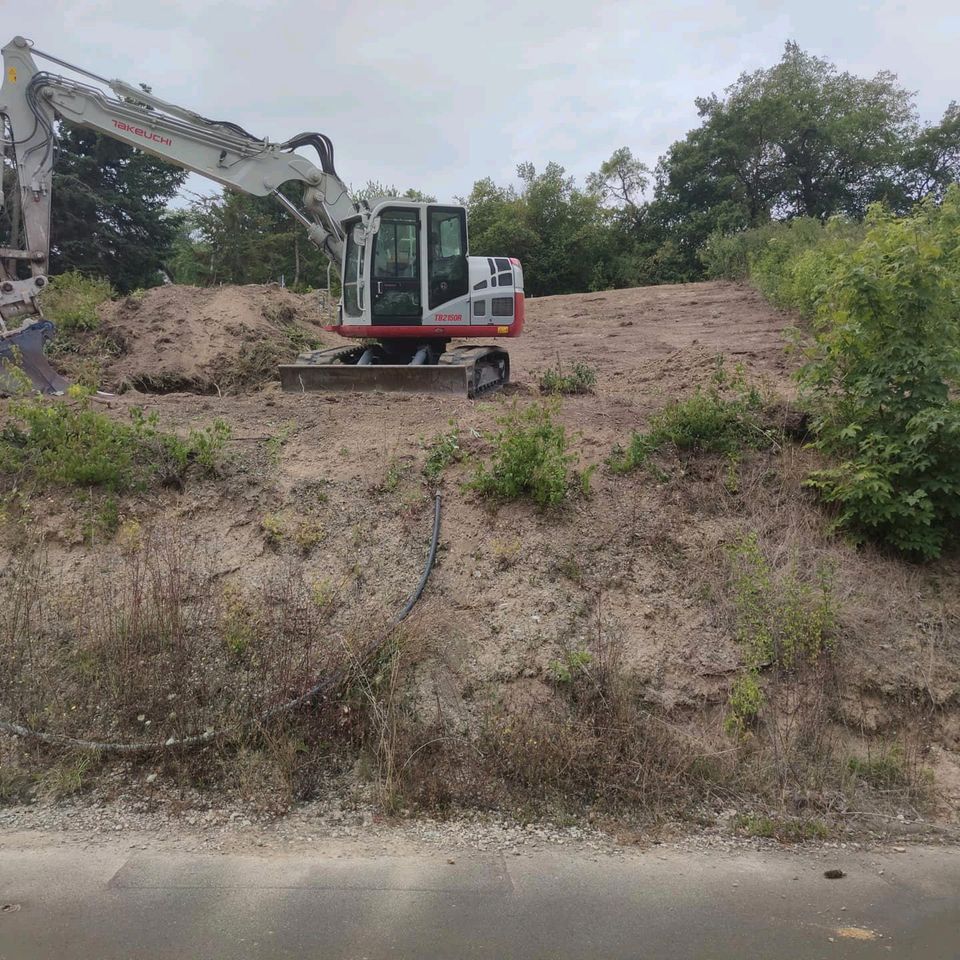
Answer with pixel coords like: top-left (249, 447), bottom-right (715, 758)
top-left (0, 320), bottom-right (69, 395)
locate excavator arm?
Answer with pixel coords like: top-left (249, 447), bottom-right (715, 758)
top-left (0, 35), bottom-right (359, 391)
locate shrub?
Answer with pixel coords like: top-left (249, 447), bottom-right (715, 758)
top-left (728, 533), bottom-right (837, 670)
top-left (39, 272), bottom-right (114, 333)
top-left (701, 217), bottom-right (863, 317)
top-left (609, 360), bottom-right (769, 473)
top-left (723, 534), bottom-right (837, 736)
top-left (539, 361), bottom-right (597, 395)
top-left (725, 671), bottom-right (764, 734)
top-left (0, 388), bottom-right (230, 492)
top-left (469, 402), bottom-right (586, 507)
top-left (799, 189), bottom-right (960, 558)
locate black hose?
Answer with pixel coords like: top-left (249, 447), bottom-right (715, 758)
top-left (0, 494), bottom-right (443, 754)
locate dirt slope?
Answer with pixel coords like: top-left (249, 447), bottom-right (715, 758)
top-left (3, 280), bottom-right (959, 820)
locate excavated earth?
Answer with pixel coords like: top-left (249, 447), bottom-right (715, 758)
top-left (3, 280), bottom-right (960, 826)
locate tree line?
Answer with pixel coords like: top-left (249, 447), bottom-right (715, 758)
top-left (5, 42), bottom-right (957, 296)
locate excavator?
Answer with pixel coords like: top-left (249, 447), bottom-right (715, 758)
top-left (0, 36), bottom-right (524, 398)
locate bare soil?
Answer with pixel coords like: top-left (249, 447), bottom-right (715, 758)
top-left (2, 280), bottom-right (959, 824)
top-left (92, 283), bottom-right (333, 392)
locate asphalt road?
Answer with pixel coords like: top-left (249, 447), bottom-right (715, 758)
top-left (1, 837), bottom-right (958, 959)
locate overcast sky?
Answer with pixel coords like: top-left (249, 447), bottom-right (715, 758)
top-left (13, 0), bottom-right (960, 203)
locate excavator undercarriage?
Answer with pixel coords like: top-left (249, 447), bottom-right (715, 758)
top-left (279, 340), bottom-right (510, 398)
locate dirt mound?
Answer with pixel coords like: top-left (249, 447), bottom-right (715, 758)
top-left (95, 284), bottom-right (337, 393)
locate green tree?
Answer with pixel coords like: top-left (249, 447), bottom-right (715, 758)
top-left (169, 185), bottom-right (328, 288)
top-left (49, 126), bottom-right (186, 292)
top-left (649, 41), bottom-right (926, 275)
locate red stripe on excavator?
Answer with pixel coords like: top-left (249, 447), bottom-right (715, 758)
top-left (514, 292), bottom-right (525, 334)
top-left (324, 322), bottom-right (524, 338)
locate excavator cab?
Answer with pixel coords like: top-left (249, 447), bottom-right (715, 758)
top-left (279, 199), bottom-right (524, 397)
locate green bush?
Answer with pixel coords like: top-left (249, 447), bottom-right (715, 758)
top-left (39, 272), bottom-right (114, 333)
top-left (539, 361), bottom-right (597, 395)
top-left (0, 388), bottom-right (230, 492)
top-left (701, 217), bottom-right (863, 318)
top-left (609, 360), bottom-right (768, 473)
top-left (469, 402), bottom-right (585, 507)
top-left (725, 671), bottom-right (764, 734)
top-left (800, 188), bottom-right (960, 558)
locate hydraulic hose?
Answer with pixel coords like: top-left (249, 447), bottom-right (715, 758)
top-left (0, 494), bottom-right (443, 755)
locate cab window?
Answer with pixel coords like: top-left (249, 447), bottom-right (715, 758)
top-left (428, 207), bottom-right (468, 309)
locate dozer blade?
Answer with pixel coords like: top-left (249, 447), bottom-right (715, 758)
top-left (279, 344), bottom-right (510, 399)
top-left (279, 362), bottom-right (473, 397)
top-left (0, 320), bottom-right (69, 395)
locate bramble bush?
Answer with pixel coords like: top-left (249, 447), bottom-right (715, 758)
top-left (706, 186), bottom-right (960, 558)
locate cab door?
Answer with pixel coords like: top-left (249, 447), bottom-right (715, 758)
top-left (370, 207), bottom-right (422, 324)
top-left (427, 206), bottom-right (468, 310)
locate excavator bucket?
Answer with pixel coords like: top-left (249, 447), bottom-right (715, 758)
top-left (279, 344), bottom-right (510, 399)
top-left (0, 320), bottom-right (69, 395)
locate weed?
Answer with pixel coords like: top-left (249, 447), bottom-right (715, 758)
top-left (847, 746), bottom-right (911, 789)
top-left (548, 648), bottom-right (593, 684)
top-left (610, 360), bottom-right (769, 474)
top-left (554, 552), bottom-right (583, 582)
top-left (116, 519), bottom-right (143, 554)
top-left (80, 494), bottom-right (120, 544)
top-left (491, 536), bottom-right (522, 569)
top-left (260, 513), bottom-right (285, 545)
top-left (380, 458), bottom-right (406, 493)
top-left (265, 421), bottom-right (297, 465)
top-left (0, 389), bottom-right (230, 492)
top-left (40, 755), bottom-right (92, 799)
top-left (733, 813), bottom-right (830, 842)
top-left (291, 517), bottom-right (324, 553)
top-left (539, 360), bottom-right (597, 395)
top-left (222, 586), bottom-right (257, 657)
top-left (423, 425), bottom-right (463, 482)
top-left (39, 272), bottom-right (114, 334)
top-left (310, 578), bottom-right (337, 615)
top-left (728, 534), bottom-right (837, 670)
top-left (722, 534), bottom-right (837, 737)
top-left (469, 401), bottom-right (585, 508)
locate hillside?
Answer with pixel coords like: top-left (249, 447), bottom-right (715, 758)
top-left (1, 281), bottom-right (958, 834)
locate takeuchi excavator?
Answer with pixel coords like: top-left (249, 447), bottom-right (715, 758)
top-left (0, 36), bottom-right (524, 397)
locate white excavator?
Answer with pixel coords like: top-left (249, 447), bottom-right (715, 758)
top-left (0, 36), bottom-right (524, 397)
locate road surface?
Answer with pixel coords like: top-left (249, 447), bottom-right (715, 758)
top-left (1, 833), bottom-right (958, 958)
